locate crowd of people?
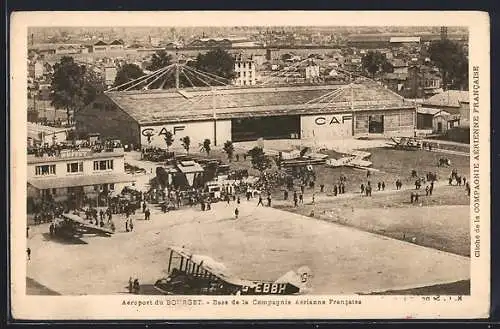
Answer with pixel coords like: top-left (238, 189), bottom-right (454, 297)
top-left (28, 140), bottom-right (123, 158)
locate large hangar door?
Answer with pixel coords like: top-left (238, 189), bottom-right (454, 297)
top-left (231, 115), bottom-right (300, 142)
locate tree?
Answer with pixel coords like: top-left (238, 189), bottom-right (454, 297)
top-left (223, 140), bottom-right (234, 162)
top-left (194, 48), bottom-right (236, 81)
top-left (82, 68), bottom-right (106, 105)
top-left (113, 63), bottom-right (145, 87)
top-left (247, 146), bottom-right (272, 172)
top-left (200, 138), bottom-right (211, 156)
top-left (147, 50), bottom-right (173, 72)
top-left (361, 51), bottom-right (391, 77)
top-left (429, 39), bottom-right (468, 90)
top-left (180, 136), bottom-right (191, 154)
top-left (163, 131), bottom-right (174, 151)
top-left (50, 56), bottom-right (86, 123)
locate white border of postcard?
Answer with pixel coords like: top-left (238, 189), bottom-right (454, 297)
top-left (10, 11), bottom-right (490, 320)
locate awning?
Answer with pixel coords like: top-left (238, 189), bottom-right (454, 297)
top-left (28, 173), bottom-right (136, 190)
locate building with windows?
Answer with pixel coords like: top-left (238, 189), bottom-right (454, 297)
top-left (305, 61), bottom-right (321, 82)
top-left (421, 90), bottom-right (469, 127)
top-left (27, 147), bottom-right (135, 207)
top-left (234, 55), bottom-right (256, 86)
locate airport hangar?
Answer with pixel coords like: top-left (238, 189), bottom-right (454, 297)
top-left (75, 83), bottom-right (417, 150)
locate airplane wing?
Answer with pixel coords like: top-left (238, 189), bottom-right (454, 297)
top-left (62, 213), bottom-right (114, 236)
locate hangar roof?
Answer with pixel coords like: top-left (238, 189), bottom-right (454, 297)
top-left (104, 84), bottom-right (413, 125)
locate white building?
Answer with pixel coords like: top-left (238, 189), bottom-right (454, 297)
top-left (305, 62), bottom-right (320, 81)
top-left (104, 66), bottom-right (118, 87)
top-left (234, 55), bottom-right (256, 86)
top-left (28, 61), bottom-right (44, 79)
top-left (27, 148), bottom-right (135, 206)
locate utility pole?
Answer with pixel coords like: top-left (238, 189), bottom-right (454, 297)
top-left (175, 63), bottom-right (180, 89)
top-left (212, 87), bottom-right (217, 146)
top-left (175, 47), bottom-right (180, 89)
top-left (350, 74), bottom-right (354, 111)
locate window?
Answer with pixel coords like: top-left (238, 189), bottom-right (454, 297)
top-left (93, 159), bottom-right (114, 171)
top-left (35, 164), bottom-right (56, 176)
top-left (109, 183), bottom-right (115, 190)
top-left (67, 162), bottom-right (84, 173)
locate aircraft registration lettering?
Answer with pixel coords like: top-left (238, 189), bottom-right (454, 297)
top-left (253, 283), bottom-right (287, 294)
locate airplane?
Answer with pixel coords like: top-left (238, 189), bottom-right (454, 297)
top-left (387, 137), bottom-right (423, 151)
top-left (52, 213), bottom-right (114, 238)
top-left (152, 246), bottom-right (312, 295)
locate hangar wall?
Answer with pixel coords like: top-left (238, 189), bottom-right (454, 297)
top-left (300, 113), bottom-right (353, 141)
top-left (354, 108), bottom-right (415, 137)
top-left (140, 120), bottom-right (231, 149)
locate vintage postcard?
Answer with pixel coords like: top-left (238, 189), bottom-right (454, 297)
top-left (10, 11), bottom-right (490, 320)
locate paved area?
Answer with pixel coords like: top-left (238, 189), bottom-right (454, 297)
top-left (26, 199), bottom-right (469, 295)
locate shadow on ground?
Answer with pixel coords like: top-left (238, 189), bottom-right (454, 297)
top-left (41, 233), bottom-right (88, 245)
top-left (26, 277), bottom-right (61, 295)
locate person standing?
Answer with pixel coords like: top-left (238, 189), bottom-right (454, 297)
top-left (26, 248), bottom-right (31, 261)
top-left (381, 181), bottom-right (385, 191)
top-left (299, 193), bottom-right (304, 204)
top-left (267, 195), bottom-right (272, 207)
top-left (129, 219), bottom-right (134, 232)
top-left (360, 184), bottom-right (365, 195)
top-left (128, 277), bottom-right (133, 293)
top-left (125, 220), bottom-right (129, 232)
top-left (234, 208), bottom-right (239, 219)
top-left (257, 195), bottom-right (264, 206)
top-left (377, 182), bottom-right (381, 191)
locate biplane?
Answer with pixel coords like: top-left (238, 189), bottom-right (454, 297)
top-left (153, 246), bottom-right (312, 295)
top-left (279, 147), bottom-right (328, 167)
top-left (387, 137), bottom-right (423, 151)
top-left (52, 213), bottom-right (114, 238)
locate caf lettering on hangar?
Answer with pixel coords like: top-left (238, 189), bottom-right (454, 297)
top-left (314, 115), bottom-right (352, 126)
top-left (142, 126), bottom-right (186, 137)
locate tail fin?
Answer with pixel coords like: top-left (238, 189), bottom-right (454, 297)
top-left (275, 266), bottom-right (312, 293)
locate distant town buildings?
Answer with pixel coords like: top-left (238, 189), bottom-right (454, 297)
top-left (93, 40), bottom-right (125, 53)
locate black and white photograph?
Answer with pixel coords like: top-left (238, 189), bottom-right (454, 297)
top-left (10, 11), bottom-right (490, 320)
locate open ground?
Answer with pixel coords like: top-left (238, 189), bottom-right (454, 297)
top-left (26, 143), bottom-right (471, 295)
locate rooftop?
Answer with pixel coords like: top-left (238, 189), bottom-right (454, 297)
top-left (28, 173), bottom-right (135, 190)
top-left (423, 90), bottom-right (469, 108)
top-left (27, 148), bottom-right (125, 164)
top-left (100, 84), bottom-right (410, 124)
